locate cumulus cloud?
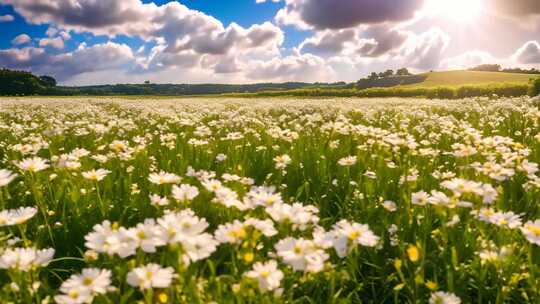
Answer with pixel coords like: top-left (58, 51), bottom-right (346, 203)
top-left (440, 51), bottom-right (498, 70)
top-left (402, 28), bottom-right (450, 70)
top-left (246, 53), bottom-right (334, 82)
top-left (11, 34), bottom-right (31, 46)
top-left (213, 56), bottom-right (242, 74)
top-left (0, 0), bottom-right (155, 37)
top-left (299, 25), bottom-right (409, 58)
top-left (0, 0), bottom-right (287, 83)
top-left (46, 27), bottom-right (71, 40)
top-left (0, 14), bottom-right (14, 22)
top-left (1, 0), bottom-right (284, 57)
top-left (357, 25), bottom-right (410, 57)
top-left (0, 42), bottom-right (134, 80)
top-left (39, 37), bottom-right (64, 49)
top-left (276, 0), bottom-right (425, 30)
top-left (513, 41), bottom-right (540, 64)
top-left (0, 47), bottom-right (46, 68)
top-left (300, 29), bottom-right (356, 56)
top-left (0, 0), bottom-right (481, 84)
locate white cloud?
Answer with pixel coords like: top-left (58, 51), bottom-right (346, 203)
top-left (1, 0), bottom-right (285, 81)
top-left (45, 27), bottom-right (71, 40)
top-left (0, 42), bottom-right (134, 80)
top-left (513, 41), bottom-right (540, 64)
top-left (299, 25), bottom-right (410, 59)
top-left (440, 51), bottom-right (498, 70)
top-left (246, 53), bottom-right (334, 82)
top-left (1, 0), bottom-right (284, 57)
top-left (0, 14), bottom-right (14, 22)
top-left (11, 34), bottom-right (31, 46)
top-left (0, 0), bottom-right (289, 83)
top-left (2, 0), bottom-right (535, 84)
top-left (39, 37), bottom-right (65, 49)
top-left (255, 0), bottom-right (281, 3)
top-left (0, 47), bottom-right (46, 67)
top-left (401, 28), bottom-right (450, 70)
top-left (300, 29), bottom-right (357, 57)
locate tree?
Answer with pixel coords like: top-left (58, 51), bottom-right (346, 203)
top-left (39, 75), bottom-right (57, 87)
top-left (367, 72), bottom-right (379, 80)
top-left (469, 64), bottom-right (501, 72)
top-left (396, 68), bottom-right (411, 76)
top-left (382, 69), bottom-right (394, 78)
top-left (0, 69), bottom-right (46, 96)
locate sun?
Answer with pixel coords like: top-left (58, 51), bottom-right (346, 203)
top-left (423, 0), bottom-right (484, 22)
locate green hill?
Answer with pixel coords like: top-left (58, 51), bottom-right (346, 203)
top-left (404, 70), bottom-right (534, 88)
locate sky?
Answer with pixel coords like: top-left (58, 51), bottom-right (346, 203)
top-left (0, 0), bottom-right (539, 85)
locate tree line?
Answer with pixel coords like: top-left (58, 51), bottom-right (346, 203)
top-left (0, 67), bottom-right (538, 98)
top-left (469, 64), bottom-right (540, 74)
top-left (356, 68), bottom-right (427, 89)
top-left (0, 68), bottom-right (351, 96)
top-left (0, 69), bottom-right (59, 96)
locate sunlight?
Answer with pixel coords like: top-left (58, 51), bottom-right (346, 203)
top-left (424, 0), bottom-right (483, 22)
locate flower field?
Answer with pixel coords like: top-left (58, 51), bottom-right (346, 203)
top-left (1, 96), bottom-right (540, 303)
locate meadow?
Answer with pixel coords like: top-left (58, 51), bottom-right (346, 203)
top-left (0, 96), bottom-right (540, 304)
top-left (403, 71), bottom-right (533, 88)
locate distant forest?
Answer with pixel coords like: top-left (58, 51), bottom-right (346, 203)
top-left (355, 68), bottom-right (428, 89)
top-left (0, 67), bottom-right (419, 96)
top-left (1, 67), bottom-right (538, 97)
top-left (0, 68), bottom-right (350, 96)
top-left (469, 64), bottom-right (540, 74)
top-left (0, 69), bottom-right (59, 96)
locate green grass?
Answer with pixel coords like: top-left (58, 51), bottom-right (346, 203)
top-left (404, 70), bottom-right (534, 88)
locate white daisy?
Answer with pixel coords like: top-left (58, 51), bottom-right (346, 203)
top-left (0, 207), bottom-right (38, 227)
top-left (171, 184), bottom-right (199, 202)
top-left (245, 260), bottom-right (284, 292)
top-left (429, 291), bottom-right (461, 304)
top-left (126, 263), bottom-right (175, 290)
top-left (82, 169), bottom-right (110, 181)
top-left (17, 157), bottom-right (50, 173)
top-left (0, 169), bottom-right (17, 187)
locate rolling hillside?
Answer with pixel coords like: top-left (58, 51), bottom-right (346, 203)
top-left (404, 70), bottom-right (535, 87)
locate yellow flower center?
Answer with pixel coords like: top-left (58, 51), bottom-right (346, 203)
top-left (527, 225), bottom-right (540, 237)
top-left (348, 231), bottom-right (361, 241)
top-left (68, 290), bottom-right (79, 299)
top-left (407, 245), bottom-right (420, 262)
top-left (229, 228), bottom-right (246, 239)
top-left (158, 292), bottom-right (168, 303)
top-left (243, 252), bottom-right (254, 263)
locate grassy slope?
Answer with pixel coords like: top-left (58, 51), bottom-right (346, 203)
top-left (404, 70), bottom-right (534, 88)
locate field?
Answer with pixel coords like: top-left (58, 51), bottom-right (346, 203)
top-left (404, 71), bottom-right (534, 88)
top-left (0, 96), bottom-right (540, 303)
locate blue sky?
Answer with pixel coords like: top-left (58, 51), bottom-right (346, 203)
top-left (0, 0), bottom-right (539, 85)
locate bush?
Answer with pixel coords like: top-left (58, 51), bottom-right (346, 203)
top-left (234, 83), bottom-right (531, 99)
top-left (529, 78), bottom-right (540, 96)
